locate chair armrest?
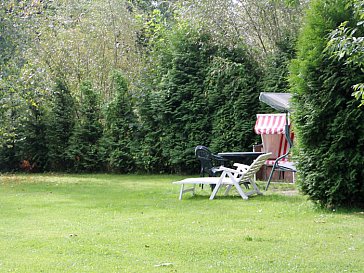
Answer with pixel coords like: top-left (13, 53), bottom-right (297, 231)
top-left (233, 163), bottom-right (249, 169)
top-left (216, 166), bottom-right (246, 174)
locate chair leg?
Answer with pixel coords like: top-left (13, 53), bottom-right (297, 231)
top-left (178, 184), bottom-right (197, 200)
top-left (179, 184), bottom-right (184, 200)
top-left (209, 182), bottom-right (221, 200)
top-left (225, 173), bottom-right (249, 200)
top-left (233, 182), bottom-right (249, 200)
top-left (265, 165), bottom-right (276, 191)
top-left (249, 178), bottom-right (262, 195)
top-left (292, 171), bottom-right (296, 183)
top-left (224, 185), bottom-right (233, 195)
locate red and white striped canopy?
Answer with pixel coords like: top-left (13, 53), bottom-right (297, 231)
top-left (254, 113), bottom-right (289, 135)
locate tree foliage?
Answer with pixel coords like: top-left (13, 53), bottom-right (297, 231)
top-left (261, 35), bottom-right (297, 94)
top-left (290, 0), bottom-right (364, 208)
top-left (136, 20), bottom-right (262, 173)
top-left (46, 79), bottom-right (76, 171)
top-left (67, 81), bottom-right (103, 172)
top-left (206, 48), bottom-right (261, 153)
top-left (176, 0), bottom-right (307, 60)
top-left (141, 23), bottom-right (215, 173)
top-left (101, 71), bottom-right (137, 173)
top-left (325, 0), bottom-right (364, 105)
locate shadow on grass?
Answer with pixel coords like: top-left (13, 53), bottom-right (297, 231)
top-left (181, 191), bottom-right (306, 204)
top-left (310, 205), bottom-right (364, 217)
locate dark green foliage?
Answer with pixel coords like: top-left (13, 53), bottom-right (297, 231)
top-left (100, 71), bottom-right (137, 173)
top-left (261, 35), bottom-right (296, 94)
top-left (45, 79), bottom-right (75, 171)
top-left (67, 81), bottom-right (103, 172)
top-left (0, 95), bottom-right (48, 172)
top-left (325, 0), bottom-right (364, 106)
top-left (0, 91), bottom-right (23, 171)
top-left (290, 0), bottom-right (364, 208)
top-left (157, 26), bottom-right (216, 173)
top-left (135, 91), bottom-right (168, 173)
top-left (0, 86), bottom-right (49, 172)
top-left (137, 23), bottom-right (262, 173)
top-left (206, 47), bottom-right (261, 153)
top-left (0, 7), bottom-right (27, 171)
top-left (137, 24), bottom-right (213, 173)
top-left (18, 104), bottom-right (48, 172)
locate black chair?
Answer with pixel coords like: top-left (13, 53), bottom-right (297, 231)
top-left (195, 145), bottom-right (227, 190)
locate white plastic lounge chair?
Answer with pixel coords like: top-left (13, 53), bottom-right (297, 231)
top-left (172, 152), bottom-right (272, 200)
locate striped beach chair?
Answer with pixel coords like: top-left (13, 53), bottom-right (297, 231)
top-left (254, 113), bottom-right (296, 189)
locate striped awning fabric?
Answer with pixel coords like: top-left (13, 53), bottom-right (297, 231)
top-left (254, 113), bottom-right (289, 135)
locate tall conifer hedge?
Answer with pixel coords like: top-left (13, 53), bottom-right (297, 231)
top-left (290, 0), bottom-right (364, 207)
top-left (46, 79), bottom-right (75, 171)
top-left (101, 71), bottom-right (137, 173)
top-left (67, 81), bottom-right (103, 172)
top-left (205, 47), bottom-right (261, 153)
top-left (138, 22), bottom-right (262, 174)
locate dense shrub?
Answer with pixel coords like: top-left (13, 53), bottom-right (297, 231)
top-left (18, 104), bottom-right (48, 172)
top-left (261, 35), bottom-right (296, 94)
top-left (137, 21), bottom-right (263, 173)
top-left (206, 46), bottom-right (261, 153)
top-left (100, 71), bottom-right (137, 173)
top-left (45, 79), bottom-right (75, 171)
top-left (290, 0), bottom-right (364, 207)
top-left (67, 81), bottom-right (104, 172)
top-left (0, 92), bottom-right (24, 171)
top-left (136, 91), bottom-right (169, 173)
top-left (0, 89), bottom-right (48, 172)
top-left (159, 27), bottom-right (215, 173)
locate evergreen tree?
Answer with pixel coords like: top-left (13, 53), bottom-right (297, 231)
top-left (134, 10), bottom-right (173, 173)
top-left (45, 79), bottom-right (75, 171)
top-left (261, 35), bottom-right (296, 94)
top-left (101, 71), bottom-right (137, 173)
top-left (136, 91), bottom-right (168, 173)
top-left (137, 22), bottom-right (263, 173)
top-left (18, 104), bottom-right (48, 172)
top-left (67, 81), bottom-right (103, 172)
top-left (0, 88), bottom-right (48, 172)
top-left (290, 0), bottom-right (364, 208)
top-left (206, 45), bottom-right (261, 153)
top-left (0, 92), bottom-right (24, 171)
top-left (159, 25), bottom-right (216, 173)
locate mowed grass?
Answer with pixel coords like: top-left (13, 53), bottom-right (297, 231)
top-left (0, 174), bottom-right (363, 272)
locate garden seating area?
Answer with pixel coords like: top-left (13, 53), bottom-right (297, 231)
top-left (173, 152), bottom-right (271, 200)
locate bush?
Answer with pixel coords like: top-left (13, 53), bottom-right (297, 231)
top-left (137, 23), bottom-right (216, 173)
top-left (206, 46), bottom-right (261, 153)
top-left (137, 21), bottom-right (263, 173)
top-left (100, 71), bottom-right (137, 173)
top-left (67, 81), bottom-right (104, 172)
top-left (46, 79), bottom-right (75, 171)
top-left (290, 0), bottom-right (364, 208)
top-left (261, 35), bottom-right (296, 94)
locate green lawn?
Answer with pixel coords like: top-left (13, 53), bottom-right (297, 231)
top-left (0, 174), bottom-right (363, 272)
